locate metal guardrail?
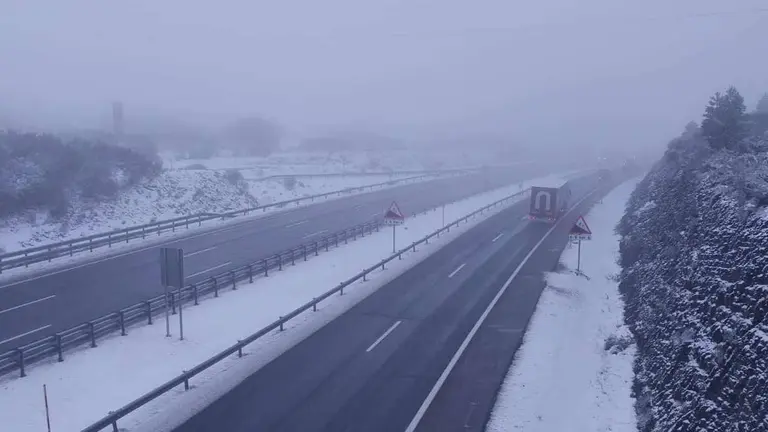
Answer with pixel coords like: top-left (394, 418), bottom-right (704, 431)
top-left (78, 187), bottom-right (532, 432)
top-left (0, 173), bottom-right (457, 273)
top-left (0, 220), bottom-right (381, 378)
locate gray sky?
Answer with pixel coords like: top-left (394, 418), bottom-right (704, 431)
top-left (2, 0), bottom-right (767, 151)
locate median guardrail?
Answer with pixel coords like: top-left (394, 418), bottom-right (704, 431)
top-left (0, 169), bottom-right (521, 379)
top-left (78, 187), bottom-right (533, 432)
top-left (0, 172), bottom-right (461, 274)
top-left (0, 220), bottom-right (381, 378)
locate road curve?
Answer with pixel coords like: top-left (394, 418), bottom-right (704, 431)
top-left (172, 174), bottom-right (608, 432)
top-left (0, 166), bottom-right (539, 351)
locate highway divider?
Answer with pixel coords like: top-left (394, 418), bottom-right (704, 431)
top-left (0, 169), bottom-right (524, 379)
top-left (78, 187), bottom-right (533, 432)
top-left (0, 220), bottom-right (379, 378)
top-left (0, 172), bottom-right (462, 274)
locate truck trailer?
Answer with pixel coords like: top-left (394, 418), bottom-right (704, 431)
top-left (528, 181), bottom-right (571, 223)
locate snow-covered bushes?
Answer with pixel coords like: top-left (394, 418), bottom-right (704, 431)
top-left (617, 131), bottom-right (768, 431)
top-left (0, 131), bottom-right (161, 218)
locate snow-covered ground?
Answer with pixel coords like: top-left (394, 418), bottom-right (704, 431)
top-left (170, 149), bottom-right (504, 174)
top-left (0, 173), bottom-right (571, 432)
top-left (0, 169), bottom-right (437, 253)
top-left (486, 179), bottom-right (639, 432)
top-left (244, 172), bottom-right (419, 205)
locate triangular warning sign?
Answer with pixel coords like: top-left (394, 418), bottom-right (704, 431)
top-left (570, 215), bottom-right (592, 235)
top-left (384, 201), bottom-right (405, 220)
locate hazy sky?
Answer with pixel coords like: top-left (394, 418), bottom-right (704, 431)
top-left (2, 0), bottom-right (767, 150)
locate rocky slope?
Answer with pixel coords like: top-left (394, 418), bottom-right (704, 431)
top-left (617, 133), bottom-right (768, 431)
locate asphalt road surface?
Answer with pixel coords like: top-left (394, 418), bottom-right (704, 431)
top-left (173, 173), bottom-right (609, 432)
top-left (0, 166), bottom-right (542, 352)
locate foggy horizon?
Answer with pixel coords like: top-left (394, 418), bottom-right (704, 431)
top-left (2, 0), bottom-right (767, 149)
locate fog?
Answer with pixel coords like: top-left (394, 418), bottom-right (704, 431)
top-left (2, 0), bottom-right (767, 151)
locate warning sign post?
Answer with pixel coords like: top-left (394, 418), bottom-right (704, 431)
top-left (384, 201), bottom-right (405, 253)
top-left (568, 215), bottom-right (592, 273)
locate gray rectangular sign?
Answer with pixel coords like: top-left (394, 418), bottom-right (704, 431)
top-left (160, 247), bottom-right (185, 288)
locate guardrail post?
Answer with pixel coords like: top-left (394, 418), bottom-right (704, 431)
top-left (314, 242), bottom-right (319, 256)
top-left (89, 238), bottom-right (94, 251)
top-left (47, 247), bottom-right (52, 261)
top-left (237, 341), bottom-right (243, 357)
top-left (335, 234), bottom-right (339, 247)
top-left (69, 242), bottom-right (74, 256)
top-left (213, 277), bottom-right (219, 297)
top-left (313, 298), bottom-right (318, 311)
top-left (185, 217), bottom-right (190, 229)
top-left (231, 271), bottom-right (236, 290)
top-left (278, 254), bottom-right (283, 271)
top-left (108, 234), bottom-right (112, 248)
top-left (345, 230), bottom-right (349, 244)
top-left (291, 250), bottom-right (296, 266)
top-left (303, 245), bottom-right (307, 261)
top-left (279, 318), bottom-right (284, 331)
top-left (171, 292), bottom-right (177, 315)
top-left (193, 284), bottom-right (199, 305)
top-left (146, 301), bottom-right (153, 324)
top-left (53, 333), bottom-right (65, 362)
top-left (89, 322), bottom-right (97, 347)
top-left (248, 265), bottom-right (254, 283)
top-left (141, 227), bottom-right (146, 239)
top-left (325, 238), bottom-right (329, 252)
top-left (362, 272), bottom-right (367, 281)
top-left (119, 311), bottom-right (126, 336)
top-left (398, 252), bottom-right (402, 260)
top-left (183, 371), bottom-right (190, 390)
top-left (340, 283), bottom-right (345, 295)
top-left (263, 259), bottom-right (268, 276)
top-left (412, 243), bottom-right (416, 252)
top-left (17, 349), bottom-right (25, 377)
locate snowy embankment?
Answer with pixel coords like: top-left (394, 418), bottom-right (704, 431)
top-left (0, 168), bottom-right (432, 253)
top-left (617, 144), bottom-right (768, 432)
top-left (0, 173), bottom-right (568, 432)
top-left (486, 179), bottom-right (639, 432)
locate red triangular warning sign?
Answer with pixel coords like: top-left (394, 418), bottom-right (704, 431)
top-left (384, 201), bottom-right (405, 220)
top-left (570, 215), bottom-right (592, 235)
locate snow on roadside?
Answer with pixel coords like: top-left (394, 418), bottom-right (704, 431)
top-left (0, 170), bottom-right (441, 254)
top-left (486, 179), bottom-right (640, 432)
top-left (0, 173), bottom-right (570, 432)
top-left (245, 173), bottom-right (422, 205)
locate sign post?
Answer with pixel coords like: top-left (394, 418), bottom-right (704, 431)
top-left (568, 215), bottom-right (592, 274)
top-left (160, 247), bottom-right (185, 339)
top-left (383, 201), bottom-right (405, 253)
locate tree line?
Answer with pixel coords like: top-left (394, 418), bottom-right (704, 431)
top-left (0, 131), bottom-right (162, 219)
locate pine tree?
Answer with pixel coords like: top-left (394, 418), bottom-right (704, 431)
top-left (701, 86), bottom-right (748, 150)
top-left (756, 93), bottom-right (768, 113)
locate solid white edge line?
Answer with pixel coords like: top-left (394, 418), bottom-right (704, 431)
top-left (447, 263), bottom-right (467, 279)
top-left (187, 262), bottom-right (232, 278)
top-left (365, 320), bottom-right (403, 353)
top-left (285, 220), bottom-right (308, 228)
top-left (184, 246), bottom-right (217, 257)
top-left (403, 188), bottom-right (599, 432)
top-left (0, 295), bottom-right (56, 315)
top-left (0, 325), bottom-right (53, 346)
top-left (302, 230), bottom-right (328, 240)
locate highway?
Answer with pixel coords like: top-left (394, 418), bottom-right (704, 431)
top-left (173, 172), bottom-right (609, 432)
top-left (0, 166), bottom-right (540, 352)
